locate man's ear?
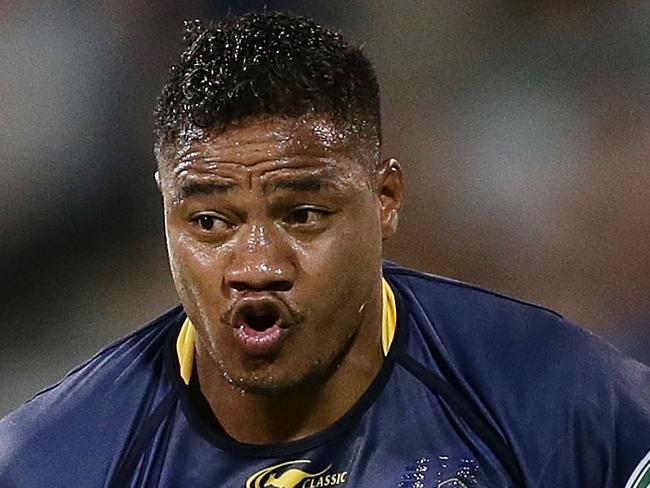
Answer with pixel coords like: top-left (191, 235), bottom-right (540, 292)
top-left (376, 158), bottom-right (404, 239)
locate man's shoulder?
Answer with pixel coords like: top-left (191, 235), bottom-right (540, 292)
top-left (384, 261), bottom-right (646, 392)
top-left (385, 262), bottom-right (650, 484)
top-left (384, 260), bottom-right (565, 334)
top-left (0, 306), bottom-right (183, 484)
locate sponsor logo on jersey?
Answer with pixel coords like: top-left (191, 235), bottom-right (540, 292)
top-left (396, 455), bottom-right (480, 487)
top-left (246, 460), bottom-right (348, 488)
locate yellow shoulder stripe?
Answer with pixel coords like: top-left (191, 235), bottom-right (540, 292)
top-left (177, 278), bottom-right (398, 385)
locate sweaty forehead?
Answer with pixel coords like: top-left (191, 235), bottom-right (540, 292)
top-left (164, 116), bottom-right (357, 172)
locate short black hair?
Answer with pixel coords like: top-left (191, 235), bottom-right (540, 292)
top-left (153, 12), bottom-right (381, 163)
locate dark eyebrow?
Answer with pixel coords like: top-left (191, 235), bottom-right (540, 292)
top-left (263, 175), bottom-right (328, 194)
top-left (179, 181), bottom-right (236, 198)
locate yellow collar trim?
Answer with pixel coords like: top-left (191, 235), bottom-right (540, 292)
top-left (381, 277), bottom-right (397, 357)
top-left (176, 314), bottom-right (196, 386)
top-left (177, 278), bottom-right (397, 385)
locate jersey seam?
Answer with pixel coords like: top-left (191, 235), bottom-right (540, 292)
top-left (395, 351), bottom-right (527, 488)
top-left (384, 266), bottom-right (563, 319)
top-left (107, 389), bottom-right (179, 488)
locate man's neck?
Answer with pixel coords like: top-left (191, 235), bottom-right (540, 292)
top-left (195, 305), bottom-right (383, 445)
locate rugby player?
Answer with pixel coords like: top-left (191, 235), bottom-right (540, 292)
top-left (2, 11), bottom-right (650, 488)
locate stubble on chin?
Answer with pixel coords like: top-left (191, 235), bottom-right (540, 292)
top-left (212, 328), bottom-right (357, 398)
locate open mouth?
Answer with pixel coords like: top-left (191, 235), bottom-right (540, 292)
top-left (241, 305), bottom-right (281, 332)
top-left (231, 299), bottom-right (289, 356)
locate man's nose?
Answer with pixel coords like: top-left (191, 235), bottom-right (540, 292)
top-left (224, 224), bottom-right (295, 292)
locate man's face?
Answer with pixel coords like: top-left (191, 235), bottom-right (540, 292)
top-left (158, 116), bottom-right (400, 395)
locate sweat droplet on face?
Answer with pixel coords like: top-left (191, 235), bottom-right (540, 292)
top-left (246, 225), bottom-right (269, 253)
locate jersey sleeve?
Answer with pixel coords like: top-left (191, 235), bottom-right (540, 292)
top-left (532, 352), bottom-right (650, 487)
top-left (400, 272), bottom-right (650, 487)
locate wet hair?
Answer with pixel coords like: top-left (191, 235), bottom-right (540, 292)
top-left (153, 12), bottom-right (381, 163)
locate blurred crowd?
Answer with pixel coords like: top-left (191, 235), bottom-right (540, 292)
top-left (1, 0), bottom-right (648, 415)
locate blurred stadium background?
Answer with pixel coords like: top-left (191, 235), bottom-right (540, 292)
top-left (1, 0), bottom-right (648, 416)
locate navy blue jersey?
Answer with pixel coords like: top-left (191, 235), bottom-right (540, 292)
top-left (2, 262), bottom-right (650, 487)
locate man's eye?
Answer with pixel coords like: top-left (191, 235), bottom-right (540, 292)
top-left (198, 215), bottom-right (216, 230)
top-left (192, 214), bottom-right (230, 232)
top-left (284, 208), bottom-right (330, 226)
